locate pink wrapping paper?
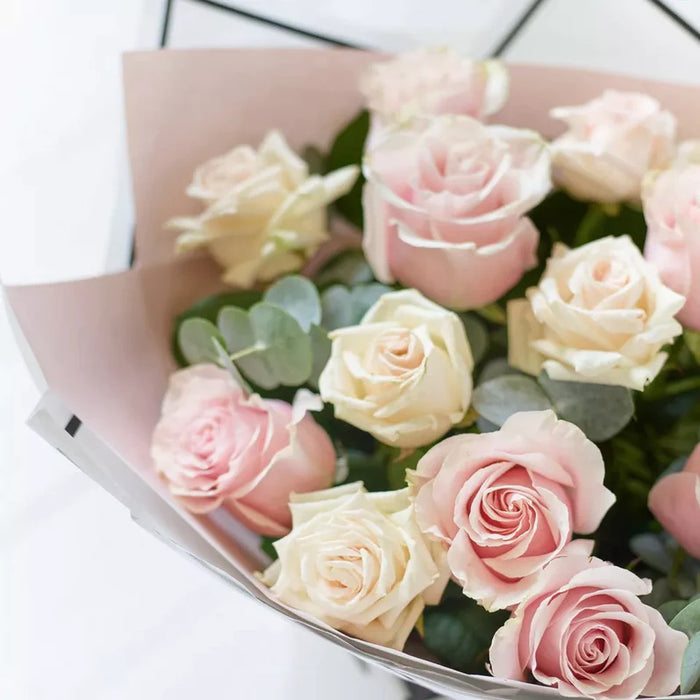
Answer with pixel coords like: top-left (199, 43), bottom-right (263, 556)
top-left (7, 49), bottom-right (700, 700)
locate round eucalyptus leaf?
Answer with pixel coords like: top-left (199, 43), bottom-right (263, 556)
top-left (211, 337), bottom-right (252, 393)
top-left (629, 533), bottom-right (674, 574)
top-left (349, 283), bottom-right (392, 320)
top-left (670, 598), bottom-right (700, 637)
top-left (538, 373), bottom-right (634, 442)
top-left (264, 275), bottom-right (322, 332)
top-left (460, 313), bottom-right (489, 365)
top-left (321, 285), bottom-right (355, 331)
top-left (478, 358), bottom-right (519, 385)
top-left (315, 251), bottom-right (374, 287)
top-left (218, 306), bottom-right (255, 353)
top-left (308, 324), bottom-right (331, 390)
top-left (681, 632), bottom-right (700, 694)
top-left (473, 375), bottom-right (552, 427)
top-left (178, 318), bottom-right (225, 365)
top-left (248, 302), bottom-right (313, 387)
top-left (659, 599), bottom-right (689, 624)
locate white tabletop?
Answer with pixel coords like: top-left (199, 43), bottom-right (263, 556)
top-left (1, 1), bottom-right (700, 698)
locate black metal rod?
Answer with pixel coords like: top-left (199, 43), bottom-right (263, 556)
top-left (647, 0), bottom-right (700, 43)
top-left (160, 0), bottom-right (174, 47)
top-left (490, 0), bottom-right (548, 57)
top-left (190, 0), bottom-right (369, 49)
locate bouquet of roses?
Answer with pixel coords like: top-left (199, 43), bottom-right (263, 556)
top-left (145, 48), bottom-right (700, 699)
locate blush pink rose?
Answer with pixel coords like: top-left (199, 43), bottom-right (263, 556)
top-left (409, 410), bottom-right (615, 610)
top-left (643, 164), bottom-right (700, 330)
top-left (648, 444), bottom-right (700, 558)
top-left (363, 115), bottom-right (551, 310)
top-left (551, 90), bottom-right (676, 203)
top-left (151, 365), bottom-right (335, 536)
top-left (490, 555), bottom-right (688, 700)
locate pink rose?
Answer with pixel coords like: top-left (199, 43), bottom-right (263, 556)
top-left (363, 115), bottom-right (551, 310)
top-left (360, 47), bottom-right (508, 131)
top-left (410, 410), bottom-right (615, 610)
top-left (490, 555), bottom-right (688, 700)
top-left (648, 444), bottom-right (700, 558)
top-left (643, 164), bottom-right (700, 330)
top-left (151, 365), bottom-right (335, 536)
top-left (551, 90), bottom-right (676, 203)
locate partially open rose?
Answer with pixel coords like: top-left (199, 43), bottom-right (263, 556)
top-left (508, 235), bottom-right (685, 390)
top-left (550, 90), bottom-right (676, 203)
top-left (410, 410), bottom-right (615, 610)
top-left (363, 114), bottom-right (551, 310)
top-left (260, 482), bottom-right (448, 650)
top-left (490, 555), bottom-right (687, 700)
top-left (151, 365), bottom-right (335, 536)
top-left (168, 130), bottom-right (358, 288)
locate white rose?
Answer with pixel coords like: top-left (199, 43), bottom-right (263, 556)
top-left (260, 482), bottom-right (448, 650)
top-left (550, 90), bottom-right (676, 203)
top-left (318, 289), bottom-right (474, 448)
top-left (168, 130), bottom-right (358, 288)
top-left (508, 236), bottom-right (685, 390)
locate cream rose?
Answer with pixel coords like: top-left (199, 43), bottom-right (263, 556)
top-left (490, 555), bottom-right (688, 700)
top-left (259, 482), bottom-right (448, 650)
top-left (360, 47), bottom-right (508, 125)
top-left (168, 130), bottom-right (358, 288)
top-left (508, 235), bottom-right (685, 390)
top-left (550, 90), bottom-right (676, 203)
top-left (318, 289), bottom-right (473, 448)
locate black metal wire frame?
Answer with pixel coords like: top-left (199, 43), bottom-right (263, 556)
top-left (490, 0), bottom-right (548, 56)
top-left (648, 0), bottom-right (700, 43)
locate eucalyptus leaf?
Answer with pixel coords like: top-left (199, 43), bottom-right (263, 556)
top-left (177, 318), bottom-right (225, 365)
top-left (629, 533), bottom-right (674, 574)
top-left (309, 324), bottom-right (331, 389)
top-left (641, 577), bottom-right (674, 609)
top-left (212, 337), bottom-right (252, 394)
top-left (321, 283), bottom-right (392, 331)
top-left (681, 632), bottom-right (700, 694)
top-left (247, 302), bottom-right (313, 388)
top-left (472, 375), bottom-right (552, 427)
top-left (659, 599), bottom-right (689, 623)
top-left (670, 598), bottom-right (700, 637)
top-left (478, 358), bottom-right (519, 385)
top-left (423, 598), bottom-right (509, 674)
top-left (538, 374), bottom-right (634, 442)
top-left (264, 275), bottom-right (322, 332)
top-left (460, 314), bottom-right (489, 365)
top-left (218, 306), bottom-right (272, 387)
top-left (315, 251), bottom-right (374, 287)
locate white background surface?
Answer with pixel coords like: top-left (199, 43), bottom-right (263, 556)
top-left (2, 1), bottom-right (700, 698)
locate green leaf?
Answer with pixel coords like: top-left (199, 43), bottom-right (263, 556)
top-left (321, 283), bottom-right (392, 331)
top-left (659, 599), bottom-right (689, 623)
top-left (474, 303), bottom-right (507, 325)
top-left (246, 302), bottom-right (313, 388)
top-left (538, 374), bottom-right (635, 442)
top-left (314, 250), bottom-right (374, 287)
top-left (177, 318), bottom-right (226, 365)
top-left (671, 598), bottom-right (700, 637)
top-left (423, 598), bottom-right (509, 674)
top-left (326, 109), bottom-right (369, 228)
top-left (217, 306), bottom-right (271, 387)
top-left (264, 275), bottom-right (322, 332)
top-left (386, 448), bottom-right (426, 490)
top-left (301, 145), bottom-right (325, 175)
top-left (685, 329), bottom-right (700, 366)
top-left (340, 448), bottom-right (390, 492)
top-left (212, 337), bottom-right (252, 394)
top-left (641, 577), bottom-right (674, 609)
top-left (472, 375), bottom-right (552, 427)
top-left (478, 358), bottom-right (519, 384)
top-left (682, 632), bottom-right (700, 694)
top-left (308, 324), bottom-right (331, 390)
top-left (630, 533), bottom-right (674, 574)
top-left (460, 314), bottom-right (489, 365)
top-left (260, 535), bottom-right (279, 561)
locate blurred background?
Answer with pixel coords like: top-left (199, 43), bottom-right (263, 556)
top-left (1, 1), bottom-right (700, 698)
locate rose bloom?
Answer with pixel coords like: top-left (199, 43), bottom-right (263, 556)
top-left (259, 482), bottom-right (448, 650)
top-left (550, 90), bottom-right (676, 203)
top-left (360, 46), bottom-right (508, 125)
top-left (409, 410), bottom-right (614, 611)
top-left (643, 164), bottom-right (700, 330)
top-left (151, 365), bottom-right (335, 536)
top-left (648, 443), bottom-right (700, 558)
top-left (508, 236), bottom-right (685, 391)
top-left (490, 555), bottom-right (688, 700)
top-left (318, 289), bottom-right (473, 448)
top-left (168, 130), bottom-right (358, 288)
top-left (363, 114), bottom-right (551, 310)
